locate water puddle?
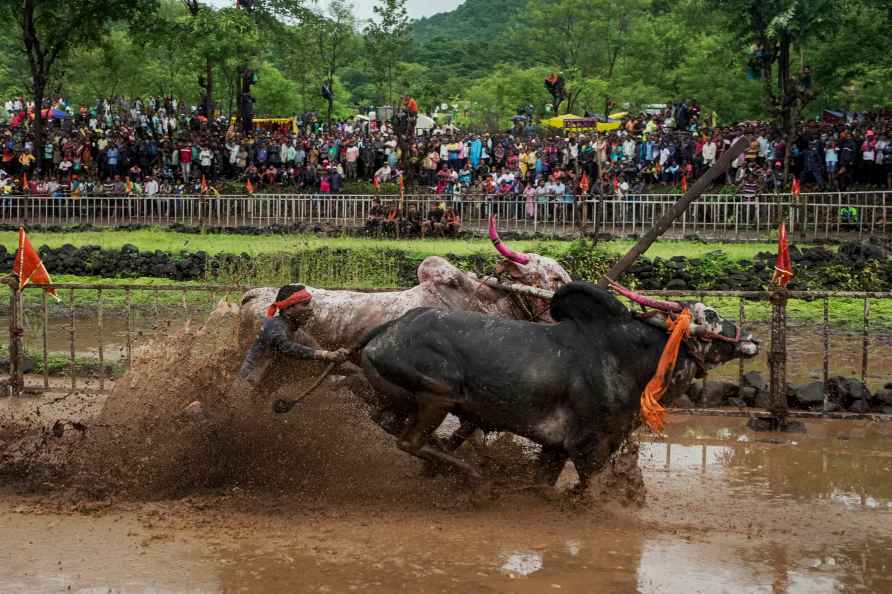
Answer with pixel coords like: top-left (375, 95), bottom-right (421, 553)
top-left (2, 418), bottom-right (891, 593)
top-left (641, 416), bottom-right (892, 511)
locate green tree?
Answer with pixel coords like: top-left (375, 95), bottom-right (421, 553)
top-left (465, 65), bottom-right (553, 130)
top-left (314, 0), bottom-right (358, 130)
top-left (253, 63), bottom-right (300, 115)
top-left (173, 5), bottom-right (261, 118)
top-left (364, 0), bottom-right (410, 108)
top-left (1, 0), bottom-right (158, 157)
top-left (516, 0), bottom-right (649, 115)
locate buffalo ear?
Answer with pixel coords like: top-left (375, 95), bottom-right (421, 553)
top-left (550, 282), bottom-right (629, 324)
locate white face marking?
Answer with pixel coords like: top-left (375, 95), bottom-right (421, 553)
top-left (739, 342), bottom-right (759, 357)
top-left (690, 302), bottom-right (724, 335)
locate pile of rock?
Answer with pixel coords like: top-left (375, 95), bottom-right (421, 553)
top-left (672, 371), bottom-right (892, 415)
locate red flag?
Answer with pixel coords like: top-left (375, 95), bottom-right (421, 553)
top-left (125, 177), bottom-right (133, 194)
top-left (246, 178), bottom-right (254, 194)
top-left (373, 176), bottom-right (381, 190)
top-left (399, 174), bottom-right (405, 193)
top-left (772, 223), bottom-right (794, 288)
top-left (22, 173), bottom-right (29, 193)
top-left (579, 172), bottom-right (590, 193)
top-left (681, 174), bottom-right (688, 193)
top-left (791, 177), bottom-right (801, 196)
top-left (13, 227), bottom-right (58, 299)
top-left (200, 175), bottom-right (208, 194)
top-left (612, 177), bottom-right (619, 191)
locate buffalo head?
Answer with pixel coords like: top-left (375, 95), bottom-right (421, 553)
top-left (607, 281), bottom-right (759, 369)
top-left (488, 216), bottom-right (571, 293)
top-left (553, 282), bottom-right (759, 380)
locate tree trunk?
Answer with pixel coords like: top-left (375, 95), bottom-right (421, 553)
top-left (779, 35), bottom-right (793, 192)
top-left (326, 68), bottom-right (334, 133)
top-left (32, 77), bottom-right (47, 173)
top-left (205, 57), bottom-right (214, 118)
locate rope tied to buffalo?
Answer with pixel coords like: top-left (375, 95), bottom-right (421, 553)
top-left (640, 308), bottom-right (692, 433)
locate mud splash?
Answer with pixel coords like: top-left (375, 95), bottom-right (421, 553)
top-left (0, 304), bottom-right (536, 505)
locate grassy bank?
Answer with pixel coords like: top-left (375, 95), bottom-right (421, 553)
top-left (16, 275), bottom-right (239, 313)
top-left (0, 229), bottom-right (786, 261)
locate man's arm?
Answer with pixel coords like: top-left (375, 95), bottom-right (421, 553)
top-left (265, 319), bottom-right (346, 362)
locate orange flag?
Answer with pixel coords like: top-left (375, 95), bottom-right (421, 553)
top-left (125, 177), bottom-right (133, 194)
top-left (791, 177), bottom-right (801, 196)
top-left (681, 174), bottom-right (688, 193)
top-left (200, 175), bottom-right (208, 194)
top-left (246, 178), bottom-right (254, 194)
top-left (13, 227), bottom-right (58, 299)
top-left (772, 222), bottom-right (794, 288)
top-left (640, 308), bottom-right (692, 433)
top-left (22, 173), bottom-right (29, 193)
top-left (579, 172), bottom-right (590, 193)
top-left (373, 176), bottom-right (381, 190)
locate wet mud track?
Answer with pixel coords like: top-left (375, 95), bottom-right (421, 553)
top-left (2, 415), bottom-right (891, 594)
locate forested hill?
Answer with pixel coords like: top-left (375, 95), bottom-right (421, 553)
top-left (410, 0), bottom-right (526, 43)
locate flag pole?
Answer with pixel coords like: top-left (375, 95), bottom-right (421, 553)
top-left (752, 222), bottom-right (803, 433)
top-left (1, 272), bottom-right (23, 398)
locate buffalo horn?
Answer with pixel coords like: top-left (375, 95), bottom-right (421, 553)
top-left (641, 314), bottom-right (705, 336)
top-left (488, 216), bottom-right (530, 265)
top-left (608, 280), bottom-right (684, 313)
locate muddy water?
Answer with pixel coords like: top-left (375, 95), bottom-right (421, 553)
top-left (2, 416), bottom-right (891, 594)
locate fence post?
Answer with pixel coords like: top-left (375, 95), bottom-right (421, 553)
top-left (753, 288), bottom-right (803, 432)
top-left (768, 290), bottom-right (788, 419)
top-left (6, 283), bottom-right (24, 398)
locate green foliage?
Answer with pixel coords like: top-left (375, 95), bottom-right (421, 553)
top-left (364, 0), bottom-right (410, 107)
top-left (549, 239), bottom-right (613, 283)
top-left (1, 0), bottom-right (888, 125)
top-left (464, 65), bottom-right (554, 130)
top-left (253, 64), bottom-right (301, 116)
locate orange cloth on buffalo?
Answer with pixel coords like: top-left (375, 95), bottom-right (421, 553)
top-left (640, 308), bottom-right (692, 433)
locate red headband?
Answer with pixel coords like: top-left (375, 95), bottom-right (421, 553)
top-left (266, 289), bottom-right (312, 318)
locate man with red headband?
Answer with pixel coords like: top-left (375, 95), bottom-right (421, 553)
top-left (237, 284), bottom-right (349, 391)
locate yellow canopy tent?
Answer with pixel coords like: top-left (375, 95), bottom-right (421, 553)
top-left (543, 114), bottom-right (621, 133)
top-left (229, 116), bottom-right (298, 134)
top-left (541, 114), bottom-right (583, 128)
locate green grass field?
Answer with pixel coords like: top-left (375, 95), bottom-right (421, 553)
top-left (1, 229), bottom-right (787, 260)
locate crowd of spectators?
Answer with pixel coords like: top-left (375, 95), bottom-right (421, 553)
top-left (2, 96), bottom-right (891, 203)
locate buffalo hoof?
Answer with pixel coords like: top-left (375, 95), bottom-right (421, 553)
top-left (561, 486), bottom-right (595, 509)
top-left (371, 408), bottom-right (406, 437)
top-left (534, 483), bottom-right (562, 502)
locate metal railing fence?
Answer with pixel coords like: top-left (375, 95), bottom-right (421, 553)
top-left (0, 191), bottom-right (889, 239)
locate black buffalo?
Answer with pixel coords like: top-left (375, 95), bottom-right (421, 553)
top-left (359, 282), bottom-right (759, 491)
